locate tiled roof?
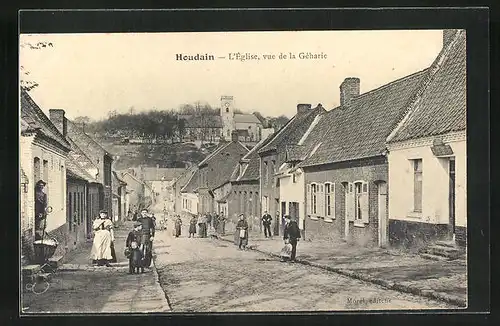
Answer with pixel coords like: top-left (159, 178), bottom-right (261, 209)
top-left (285, 144), bottom-right (308, 162)
top-left (21, 118), bottom-right (39, 134)
top-left (180, 168), bottom-right (200, 193)
top-left (179, 115), bottom-right (223, 128)
top-left (388, 30), bottom-right (466, 142)
top-left (141, 167), bottom-right (187, 181)
top-left (66, 157), bottom-right (95, 182)
top-left (258, 105), bottom-right (326, 155)
top-left (65, 136), bottom-right (99, 178)
top-left (300, 69), bottom-right (429, 167)
top-left (206, 141), bottom-right (249, 189)
top-left (234, 113), bottom-right (262, 124)
top-left (20, 89), bottom-right (71, 150)
top-left (66, 119), bottom-right (113, 158)
top-left (232, 132), bottom-right (275, 182)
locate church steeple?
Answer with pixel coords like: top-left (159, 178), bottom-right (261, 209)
top-left (220, 95), bottom-right (235, 141)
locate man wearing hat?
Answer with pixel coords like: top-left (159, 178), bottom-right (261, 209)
top-left (126, 221), bottom-right (144, 273)
top-left (34, 180), bottom-right (48, 240)
top-left (137, 208), bottom-right (155, 267)
top-left (283, 215), bottom-right (301, 262)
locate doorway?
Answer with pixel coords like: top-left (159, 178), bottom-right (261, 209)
top-left (449, 158), bottom-right (456, 240)
top-left (377, 181), bottom-right (388, 247)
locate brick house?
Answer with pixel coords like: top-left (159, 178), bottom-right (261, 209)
top-left (299, 69), bottom-right (430, 247)
top-left (173, 166), bottom-right (197, 215)
top-left (386, 30), bottom-right (467, 248)
top-left (20, 89), bottom-right (72, 260)
top-left (258, 104), bottom-right (326, 236)
top-left (181, 131), bottom-right (249, 217)
top-left (64, 118), bottom-right (114, 216)
top-left (214, 133), bottom-right (275, 233)
top-left (120, 169), bottom-right (148, 212)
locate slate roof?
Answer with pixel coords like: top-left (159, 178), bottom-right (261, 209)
top-left (141, 167), bottom-right (187, 181)
top-left (285, 144), bottom-right (309, 162)
top-left (258, 105), bottom-right (326, 155)
top-left (300, 69), bottom-right (429, 167)
top-left (20, 89), bottom-right (71, 150)
top-left (234, 113), bottom-right (262, 124)
top-left (388, 30), bottom-right (466, 142)
top-left (178, 115), bottom-right (223, 128)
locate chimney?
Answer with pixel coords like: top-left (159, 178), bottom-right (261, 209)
top-left (339, 77), bottom-right (360, 106)
top-left (297, 104), bottom-right (312, 114)
top-left (443, 29), bottom-right (458, 48)
top-left (49, 109), bottom-right (67, 137)
top-left (231, 130), bottom-right (239, 142)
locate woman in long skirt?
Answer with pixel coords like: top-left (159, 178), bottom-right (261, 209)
top-left (189, 215), bottom-right (197, 238)
top-left (90, 210), bottom-right (113, 266)
top-left (235, 214), bottom-right (249, 250)
top-left (174, 216), bottom-right (182, 237)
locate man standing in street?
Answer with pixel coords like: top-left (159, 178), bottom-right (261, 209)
top-left (283, 215), bottom-right (301, 262)
top-left (261, 211), bottom-right (273, 238)
top-left (137, 208), bottom-right (155, 267)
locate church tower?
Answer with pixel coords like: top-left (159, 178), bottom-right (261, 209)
top-left (220, 95), bottom-right (235, 141)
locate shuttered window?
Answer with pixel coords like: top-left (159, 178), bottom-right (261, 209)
top-left (346, 182), bottom-right (355, 221)
top-left (311, 183), bottom-right (317, 215)
top-left (318, 184), bottom-right (324, 218)
top-left (413, 159), bottom-right (423, 212)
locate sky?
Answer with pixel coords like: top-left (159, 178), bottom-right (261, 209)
top-left (20, 30), bottom-right (444, 120)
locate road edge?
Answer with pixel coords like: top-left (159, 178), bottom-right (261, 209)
top-left (217, 237), bottom-right (466, 308)
top-left (152, 246), bottom-right (173, 312)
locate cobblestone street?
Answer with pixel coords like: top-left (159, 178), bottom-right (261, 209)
top-left (154, 221), bottom-right (455, 312)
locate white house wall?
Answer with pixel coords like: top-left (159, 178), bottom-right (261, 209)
top-left (388, 137), bottom-right (466, 228)
top-left (279, 172), bottom-right (305, 230)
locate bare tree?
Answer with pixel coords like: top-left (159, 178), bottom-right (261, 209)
top-left (20, 41), bottom-right (54, 91)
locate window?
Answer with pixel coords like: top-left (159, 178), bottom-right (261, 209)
top-left (226, 108), bottom-right (229, 113)
top-left (413, 159), bottom-right (423, 212)
top-left (354, 181), bottom-right (369, 224)
top-left (68, 193), bottom-right (72, 231)
top-left (325, 183), bottom-right (335, 219)
top-left (292, 174), bottom-right (297, 183)
top-left (60, 165), bottom-right (64, 208)
top-left (311, 183), bottom-right (317, 215)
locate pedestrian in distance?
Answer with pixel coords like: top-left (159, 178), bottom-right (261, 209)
top-left (283, 215), bottom-right (301, 262)
top-left (188, 215), bottom-right (197, 238)
top-left (236, 214), bottom-right (249, 250)
top-left (261, 211), bottom-right (273, 238)
top-left (174, 215), bottom-right (183, 238)
top-left (219, 211), bottom-right (226, 236)
top-left (125, 221), bottom-right (144, 274)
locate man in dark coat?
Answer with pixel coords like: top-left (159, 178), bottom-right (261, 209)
top-left (34, 180), bottom-right (48, 240)
top-left (283, 215), bottom-right (301, 262)
top-left (261, 211), bottom-right (273, 238)
top-left (137, 209), bottom-right (155, 266)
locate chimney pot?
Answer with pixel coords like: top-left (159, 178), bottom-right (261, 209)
top-left (340, 77), bottom-right (360, 106)
top-left (297, 104), bottom-right (312, 114)
top-left (49, 109), bottom-right (67, 137)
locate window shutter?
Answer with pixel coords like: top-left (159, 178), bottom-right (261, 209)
top-left (361, 181), bottom-right (370, 223)
top-left (346, 182), bottom-right (355, 221)
top-left (306, 184), bottom-right (311, 216)
top-left (332, 183), bottom-right (336, 219)
top-left (318, 184), bottom-right (324, 218)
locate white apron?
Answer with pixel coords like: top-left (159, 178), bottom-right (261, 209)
top-left (90, 219), bottom-right (113, 260)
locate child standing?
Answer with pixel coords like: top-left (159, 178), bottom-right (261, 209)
top-left (126, 221), bottom-right (144, 274)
